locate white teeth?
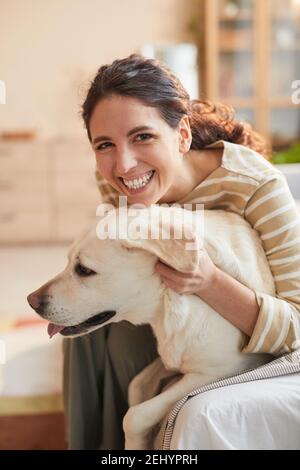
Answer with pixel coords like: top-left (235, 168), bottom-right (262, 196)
top-left (123, 171), bottom-right (154, 189)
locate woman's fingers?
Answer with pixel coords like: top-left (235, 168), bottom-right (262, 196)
top-left (155, 261), bottom-right (193, 279)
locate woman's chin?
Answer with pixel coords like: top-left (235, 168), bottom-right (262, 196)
top-left (127, 193), bottom-right (158, 207)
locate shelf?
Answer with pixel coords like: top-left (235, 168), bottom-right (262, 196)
top-left (218, 44), bottom-right (300, 52)
top-left (219, 98), bottom-right (255, 107)
top-left (272, 15), bottom-right (300, 22)
top-left (219, 46), bottom-right (254, 52)
top-left (268, 98), bottom-right (300, 108)
top-left (271, 45), bottom-right (300, 51)
top-left (272, 137), bottom-right (300, 150)
top-left (202, 0), bottom-right (300, 147)
top-left (219, 13), bottom-right (253, 22)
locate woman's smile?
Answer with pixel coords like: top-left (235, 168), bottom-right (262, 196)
top-left (119, 169), bottom-right (156, 193)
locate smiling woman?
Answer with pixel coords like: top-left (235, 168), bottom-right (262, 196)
top-left (62, 53), bottom-right (300, 450)
top-left (89, 95), bottom-right (194, 206)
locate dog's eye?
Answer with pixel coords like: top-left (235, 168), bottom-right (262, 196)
top-left (75, 263), bottom-right (96, 277)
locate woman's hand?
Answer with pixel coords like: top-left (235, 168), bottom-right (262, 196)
top-left (154, 249), bottom-right (217, 295)
top-left (155, 251), bottom-right (260, 337)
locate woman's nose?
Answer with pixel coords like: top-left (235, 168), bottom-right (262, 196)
top-left (115, 149), bottom-right (138, 176)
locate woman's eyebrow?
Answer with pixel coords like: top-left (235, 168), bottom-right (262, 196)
top-left (92, 126), bottom-right (156, 145)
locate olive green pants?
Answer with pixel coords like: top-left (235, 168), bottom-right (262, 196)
top-left (63, 321), bottom-right (158, 450)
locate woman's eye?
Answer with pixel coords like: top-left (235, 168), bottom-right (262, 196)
top-left (96, 142), bottom-right (112, 151)
top-left (95, 134), bottom-right (153, 151)
top-left (135, 133), bottom-right (153, 142)
top-left (75, 263), bottom-right (97, 277)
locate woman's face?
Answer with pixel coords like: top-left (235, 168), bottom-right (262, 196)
top-left (89, 95), bottom-right (191, 206)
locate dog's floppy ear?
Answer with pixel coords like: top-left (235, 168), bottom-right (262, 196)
top-left (119, 205), bottom-right (203, 272)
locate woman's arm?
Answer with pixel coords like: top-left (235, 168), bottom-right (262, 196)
top-left (156, 175), bottom-right (300, 356)
top-left (241, 175), bottom-right (300, 355)
top-left (196, 266), bottom-right (260, 337)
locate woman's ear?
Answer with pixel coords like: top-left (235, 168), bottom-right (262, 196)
top-left (178, 115), bottom-right (192, 154)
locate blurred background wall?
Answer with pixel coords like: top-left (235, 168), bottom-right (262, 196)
top-left (0, 0), bottom-right (198, 138)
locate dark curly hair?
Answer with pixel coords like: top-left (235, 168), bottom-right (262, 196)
top-left (82, 53), bottom-right (269, 159)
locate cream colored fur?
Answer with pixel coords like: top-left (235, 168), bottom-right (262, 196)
top-left (29, 206), bottom-right (275, 449)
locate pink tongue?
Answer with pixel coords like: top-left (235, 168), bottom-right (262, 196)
top-left (47, 323), bottom-right (65, 339)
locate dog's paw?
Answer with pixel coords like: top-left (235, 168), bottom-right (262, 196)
top-left (123, 405), bottom-right (144, 435)
top-left (123, 405), bottom-right (153, 450)
top-left (124, 434), bottom-right (152, 450)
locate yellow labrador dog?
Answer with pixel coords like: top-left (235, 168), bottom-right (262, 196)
top-left (27, 205), bottom-right (274, 449)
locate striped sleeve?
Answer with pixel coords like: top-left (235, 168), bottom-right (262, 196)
top-left (95, 169), bottom-right (120, 207)
top-left (242, 175), bottom-right (300, 355)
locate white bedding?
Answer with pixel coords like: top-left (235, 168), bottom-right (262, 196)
top-left (0, 245), bottom-right (67, 399)
top-left (0, 324), bottom-right (63, 397)
top-left (169, 373), bottom-right (300, 450)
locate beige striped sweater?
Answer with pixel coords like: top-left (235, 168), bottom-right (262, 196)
top-left (95, 140), bottom-right (300, 356)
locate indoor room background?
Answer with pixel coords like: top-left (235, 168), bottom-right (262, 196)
top-left (0, 0), bottom-right (299, 449)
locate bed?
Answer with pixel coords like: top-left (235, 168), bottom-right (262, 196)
top-left (0, 316), bottom-right (65, 449)
top-left (0, 245), bottom-right (67, 449)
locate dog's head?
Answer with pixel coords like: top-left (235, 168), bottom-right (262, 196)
top-left (27, 205), bottom-right (202, 338)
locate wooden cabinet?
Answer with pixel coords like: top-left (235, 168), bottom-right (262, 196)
top-left (0, 142), bottom-right (51, 242)
top-left (51, 141), bottom-right (100, 241)
top-left (0, 140), bottom-right (101, 243)
top-left (199, 0), bottom-right (300, 149)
